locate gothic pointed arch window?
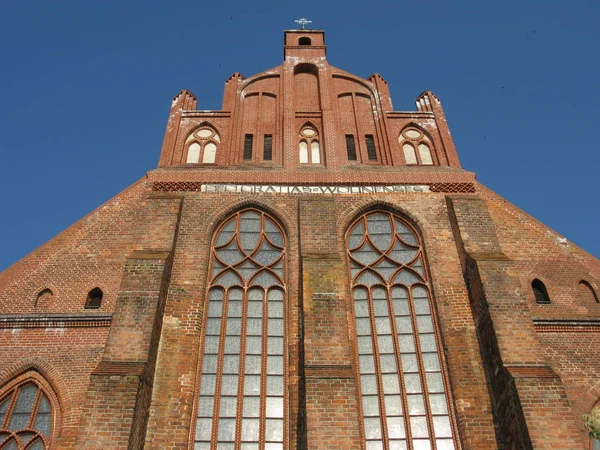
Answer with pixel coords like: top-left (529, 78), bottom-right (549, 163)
top-left (347, 211), bottom-right (459, 450)
top-left (299, 124), bottom-right (321, 164)
top-left (185, 125), bottom-right (221, 164)
top-left (399, 127), bottom-right (434, 166)
top-left (0, 374), bottom-right (57, 449)
top-left (194, 209), bottom-right (287, 450)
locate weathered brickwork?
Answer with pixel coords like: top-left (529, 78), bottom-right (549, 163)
top-left (0, 28), bottom-right (599, 450)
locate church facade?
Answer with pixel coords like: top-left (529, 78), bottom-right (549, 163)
top-left (0, 29), bottom-right (599, 450)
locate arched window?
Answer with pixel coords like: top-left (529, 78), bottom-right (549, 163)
top-left (347, 211), bottom-right (458, 450)
top-left (532, 279), bottom-right (550, 304)
top-left (85, 288), bottom-right (103, 309)
top-left (399, 127), bottom-right (434, 165)
top-left (579, 280), bottom-right (599, 304)
top-left (298, 37), bottom-right (311, 46)
top-left (299, 125), bottom-right (321, 164)
top-left (0, 378), bottom-right (54, 449)
top-left (185, 126), bottom-right (221, 164)
top-left (194, 209), bottom-right (286, 450)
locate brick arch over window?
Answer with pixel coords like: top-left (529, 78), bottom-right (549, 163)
top-left (185, 123), bottom-right (221, 164)
top-left (346, 211), bottom-right (459, 450)
top-left (193, 208), bottom-right (287, 449)
top-left (0, 371), bottom-right (61, 449)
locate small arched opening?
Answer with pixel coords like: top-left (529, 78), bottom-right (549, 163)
top-left (85, 288), bottom-right (103, 309)
top-left (532, 279), bottom-right (550, 304)
top-left (299, 37), bottom-right (311, 46)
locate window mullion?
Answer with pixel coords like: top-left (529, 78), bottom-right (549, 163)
top-left (367, 286), bottom-right (390, 450)
top-left (28, 385), bottom-right (42, 429)
top-left (2, 389), bottom-right (18, 429)
top-left (386, 285), bottom-right (414, 449)
top-left (260, 287), bottom-right (268, 448)
top-left (234, 287), bottom-right (250, 450)
top-left (406, 285), bottom-right (437, 450)
top-left (211, 288), bottom-right (231, 447)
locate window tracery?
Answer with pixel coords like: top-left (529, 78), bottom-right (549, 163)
top-left (399, 127), bottom-right (434, 166)
top-left (0, 378), bottom-right (54, 450)
top-left (186, 126), bottom-right (221, 164)
top-left (299, 125), bottom-right (321, 164)
top-left (194, 209), bottom-right (286, 450)
top-left (347, 211), bottom-right (458, 450)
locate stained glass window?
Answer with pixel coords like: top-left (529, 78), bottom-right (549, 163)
top-left (347, 212), bottom-right (458, 450)
top-left (195, 210), bottom-right (286, 450)
top-left (0, 380), bottom-right (53, 449)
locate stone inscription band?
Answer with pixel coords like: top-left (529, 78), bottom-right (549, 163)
top-left (199, 184), bottom-right (431, 194)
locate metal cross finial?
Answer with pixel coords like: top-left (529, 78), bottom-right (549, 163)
top-left (295, 18), bottom-right (312, 29)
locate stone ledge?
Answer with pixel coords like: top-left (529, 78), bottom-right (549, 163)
top-left (532, 316), bottom-right (600, 332)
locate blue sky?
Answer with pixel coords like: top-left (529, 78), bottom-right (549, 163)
top-left (0, 0), bottom-right (599, 271)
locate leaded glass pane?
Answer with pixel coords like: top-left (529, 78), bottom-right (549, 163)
top-left (349, 221), bottom-right (365, 249)
top-left (367, 213), bottom-right (393, 252)
top-left (216, 219), bottom-right (236, 246)
top-left (395, 316), bottom-right (412, 333)
top-left (200, 375), bottom-right (216, 396)
top-left (372, 299), bottom-right (389, 317)
top-left (429, 394), bottom-right (449, 415)
top-left (268, 301), bottom-right (284, 318)
top-left (227, 300), bottom-right (243, 318)
top-left (219, 397), bottom-right (237, 417)
top-left (433, 416), bottom-right (452, 438)
top-left (266, 376), bottom-right (284, 396)
top-left (407, 395), bottom-right (425, 415)
top-left (426, 373), bottom-right (445, 393)
top-left (215, 271), bottom-right (243, 287)
top-left (244, 375), bottom-right (260, 395)
top-left (196, 418), bottom-right (212, 440)
top-left (238, 260), bottom-right (260, 281)
top-left (412, 441), bottom-right (431, 450)
top-left (243, 397), bottom-right (260, 417)
top-left (410, 417), bottom-right (429, 438)
top-left (246, 336), bottom-right (262, 354)
top-left (218, 418), bottom-right (236, 441)
top-left (404, 374), bottom-right (422, 393)
top-left (375, 317), bottom-right (392, 335)
top-left (222, 355), bottom-right (240, 374)
top-left (267, 356), bottom-right (284, 375)
top-left (355, 301), bottom-right (370, 317)
top-left (247, 301), bottom-right (263, 318)
top-left (265, 444), bottom-right (284, 450)
top-left (353, 241), bottom-right (380, 265)
top-left (401, 354), bottom-right (419, 373)
top-left (394, 220), bottom-right (418, 245)
top-left (266, 397), bottom-right (284, 418)
top-left (378, 336), bottom-right (395, 354)
top-left (384, 395), bottom-right (403, 416)
top-left (387, 416), bottom-right (406, 439)
top-left (436, 439), bottom-right (455, 450)
top-left (268, 319), bottom-right (284, 336)
top-left (360, 355), bottom-right (376, 374)
top-left (423, 353), bottom-right (440, 372)
top-left (198, 397), bottom-right (214, 417)
top-left (364, 417), bottom-right (383, 439)
top-left (358, 336), bottom-right (374, 354)
top-left (246, 319), bottom-right (263, 336)
top-left (416, 316), bottom-right (433, 333)
top-left (380, 354), bottom-right (398, 373)
top-left (203, 336), bottom-right (220, 354)
top-left (254, 241), bottom-right (282, 266)
top-left (241, 418), bottom-right (260, 441)
top-left (224, 336), bottom-right (241, 353)
top-left (356, 270), bottom-right (382, 287)
top-left (356, 318), bottom-right (372, 336)
top-left (202, 355), bottom-right (218, 374)
top-left (394, 270), bottom-right (421, 286)
top-left (221, 375), bottom-right (239, 395)
top-left (389, 441), bottom-right (408, 450)
top-left (362, 396), bottom-right (380, 417)
top-left (217, 241), bottom-right (245, 266)
top-left (361, 375), bottom-right (378, 395)
top-left (366, 442), bottom-right (384, 450)
top-left (413, 298), bottom-right (430, 315)
top-left (206, 318), bottom-right (221, 336)
top-left (388, 241), bottom-right (417, 265)
top-left (268, 337), bottom-right (284, 355)
top-left (382, 375), bottom-right (400, 394)
top-left (398, 335), bottom-right (416, 353)
top-left (245, 356), bottom-right (262, 374)
top-left (419, 334), bottom-right (437, 352)
top-left (265, 419), bottom-right (283, 441)
top-left (207, 301), bottom-right (223, 318)
top-left (252, 271), bottom-right (280, 287)
top-left (28, 439), bottom-right (44, 450)
top-left (226, 318), bottom-right (242, 335)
